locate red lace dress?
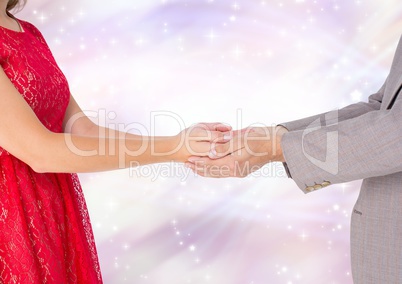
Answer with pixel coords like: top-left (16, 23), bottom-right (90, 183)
top-left (0, 20), bottom-right (103, 283)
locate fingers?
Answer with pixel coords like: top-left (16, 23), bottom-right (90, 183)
top-left (183, 124), bottom-right (256, 159)
top-left (185, 163), bottom-right (219, 178)
top-left (185, 156), bottom-right (234, 178)
top-left (180, 129), bottom-right (232, 158)
top-left (187, 126), bottom-right (232, 143)
top-left (195, 122), bottom-right (232, 132)
top-left (213, 123), bottom-right (232, 132)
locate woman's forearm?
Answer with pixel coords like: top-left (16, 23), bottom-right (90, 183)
top-left (31, 132), bottom-right (183, 173)
top-left (31, 124), bottom-right (220, 173)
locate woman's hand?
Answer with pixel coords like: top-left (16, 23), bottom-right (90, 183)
top-left (172, 122), bottom-right (232, 163)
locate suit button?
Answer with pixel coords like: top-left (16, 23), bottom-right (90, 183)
top-left (305, 186), bottom-right (314, 192)
top-left (322, 181), bottom-right (331, 187)
top-left (313, 184), bottom-right (323, 190)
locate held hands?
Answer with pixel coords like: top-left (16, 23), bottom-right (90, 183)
top-left (185, 126), bottom-right (288, 178)
top-left (171, 123), bottom-right (233, 163)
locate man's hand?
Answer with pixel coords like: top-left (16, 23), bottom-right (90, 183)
top-left (185, 126), bottom-right (288, 178)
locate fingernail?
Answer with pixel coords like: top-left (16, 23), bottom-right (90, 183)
top-left (223, 134), bottom-right (232, 141)
top-left (209, 148), bottom-right (217, 158)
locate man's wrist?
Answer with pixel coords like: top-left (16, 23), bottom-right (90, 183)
top-left (273, 126), bottom-right (288, 162)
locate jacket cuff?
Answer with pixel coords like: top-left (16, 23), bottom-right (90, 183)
top-left (280, 128), bottom-right (333, 194)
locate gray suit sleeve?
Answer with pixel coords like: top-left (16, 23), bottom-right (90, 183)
top-left (279, 82), bottom-right (386, 132)
top-left (279, 82), bottom-right (399, 194)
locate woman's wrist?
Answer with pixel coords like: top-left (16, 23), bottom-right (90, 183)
top-left (168, 134), bottom-right (187, 163)
top-left (151, 135), bottom-right (184, 163)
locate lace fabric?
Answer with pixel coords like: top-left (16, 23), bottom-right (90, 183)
top-left (0, 20), bottom-right (102, 283)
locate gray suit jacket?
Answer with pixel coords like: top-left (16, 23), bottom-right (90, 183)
top-left (280, 36), bottom-right (402, 283)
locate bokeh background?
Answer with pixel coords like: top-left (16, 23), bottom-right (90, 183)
top-left (18, 0), bottom-right (402, 283)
